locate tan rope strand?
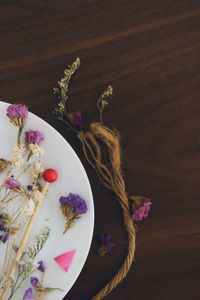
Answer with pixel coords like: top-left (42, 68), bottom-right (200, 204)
top-left (78, 133), bottom-right (114, 190)
top-left (85, 132), bottom-right (115, 190)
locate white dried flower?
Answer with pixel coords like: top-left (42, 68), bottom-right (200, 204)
top-left (29, 143), bottom-right (44, 157)
top-left (11, 153), bottom-right (24, 169)
top-left (23, 199), bottom-right (35, 215)
top-left (16, 259), bottom-right (39, 278)
top-left (12, 142), bottom-right (26, 154)
top-left (30, 160), bottom-right (44, 179)
top-left (32, 190), bottom-right (42, 202)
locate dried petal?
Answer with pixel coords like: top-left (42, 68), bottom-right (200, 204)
top-left (23, 288), bottom-right (34, 299)
top-left (30, 276), bottom-right (39, 287)
top-left (38, 260), bottom-right (45, 272)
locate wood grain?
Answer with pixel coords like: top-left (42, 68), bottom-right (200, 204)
top-left (0, 1), bottom-right (200, 299)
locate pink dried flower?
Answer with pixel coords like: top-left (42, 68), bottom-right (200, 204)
top-left (25, 129), bottom-right (44, 144)
top-left (4, 178), bottom-right (20, 190)
top-left (74, 111), bottom-right (82, 128)
top-left (132, 198), bottom-right (152, 221)
top-left (68, 111), bottom-right (82, 129)
top-left (7, 104), bottom-right (28, 127)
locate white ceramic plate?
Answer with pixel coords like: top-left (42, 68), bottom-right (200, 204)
top-left (0, 101), bottom-right (94, 300)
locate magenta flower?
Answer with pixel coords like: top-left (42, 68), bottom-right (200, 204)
top-left (30, 276), bottom-right (39, 287)
top-left (23, 288), bottom-right (34, 299)
top-left (98, 234), bottom-right (115, 256)
top-left (59, 193), bottom-right (88, 233)
top-left (25, 129), bottom-right (44, 144)
top-left (68, 111), bottom-right (82, 129)
top-left (4, 178), bottom-right (20, 190)
top-left (38, 260), bottom-right (45, 272)
top-left (7, 104), bottom-right (28, 127)
top-left (132, 198), bottom-right (152, 221)
top-left (74, 111), bottom-right (82, 129)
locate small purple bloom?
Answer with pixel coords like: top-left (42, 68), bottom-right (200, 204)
top-left (27, 185), bottom-right (33, 191)
top-left (23, 288), bottom-right (34, 299)
top-left (0, 232), bottom-right (9, 243)
top-left (4, 178), bottom-right (20, 190)
top-left (7, 104), bottom-right (28, 119)
top-left (38, 260), bottom-right (45, 272)
top-left (100, 234), bottom-right (115, 253)
top-left (59, 193), bottom-right (87, 215)
top-left (25, 129), bottom-right (44, 144)
top-left (30, 276), bottom-right (39, 287)
top-left (0, 226), bottom-right (7, 232)
top-left (99, 234), bottom-right (115, 255)
top-left (132, 198), bottom-right (152, 221)
top-left (74, 111), bottom-right (82, 129)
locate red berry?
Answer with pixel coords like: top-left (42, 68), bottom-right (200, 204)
top-left (43, 169), bottom-right (58, 183)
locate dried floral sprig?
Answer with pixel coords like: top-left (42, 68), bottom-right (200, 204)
top-left (8, 227), bottom-right (50, 300)
top-left (25, 130), bottom-right (44, 161)
top-left (59, 193), bottom-right (88, 233)
top-left (53, 58), bottom-right (81, 134)
top-left (26, 226), bottom-right (50, 259)
top-left (97, 85), bottom-right (113, 125)
top-left (7, 104), bottom-right (28, 143)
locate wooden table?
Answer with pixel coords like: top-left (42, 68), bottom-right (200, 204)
top-left (0, 1), bottom-right (200, 299)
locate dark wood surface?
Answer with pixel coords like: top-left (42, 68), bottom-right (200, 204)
top-left (0, 1), bottom-right (200, 299)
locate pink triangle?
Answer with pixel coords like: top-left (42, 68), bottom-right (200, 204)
top-left (54, 250), bottom-right (76, 272)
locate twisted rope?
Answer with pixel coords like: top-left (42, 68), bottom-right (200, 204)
top-left (78, 123), bottom-right (136, 300)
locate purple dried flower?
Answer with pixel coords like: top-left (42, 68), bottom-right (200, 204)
top-left (0, 232), bottom-right (9, 244)
top-left (0, 226), bottom-right (7, 232)
top-left (98, 234), bottom-right (115, 256)
top-left (68, 111), bottom-right (82, 129)
top-left (59, 193), bottom-right (87, 214)
top-left (59, 193), bottom-right (88, 233)
top-left (30, 276), bottom-right (39, 287)
top-left (132, 198), bottom-right (152, 221)
top-left (7, 104), bottom-right (28, 127)
top-left (23, 288), bottom-right (34, 299)
top-left (4, 178), bottom-right (20, 190)
top-left (25, 129), bottom-right (44, 144)
top-left (38, 260), bottom-right (45, 272)
top-left (27, 185), bottom-right (33, 191)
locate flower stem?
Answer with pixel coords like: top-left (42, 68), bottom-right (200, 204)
top-left (63, 219), bottom-right (73, 234)
top-left (17, 126), bottom-right (23, 144)
top-left (57, 116), bottom-right (79, 135)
